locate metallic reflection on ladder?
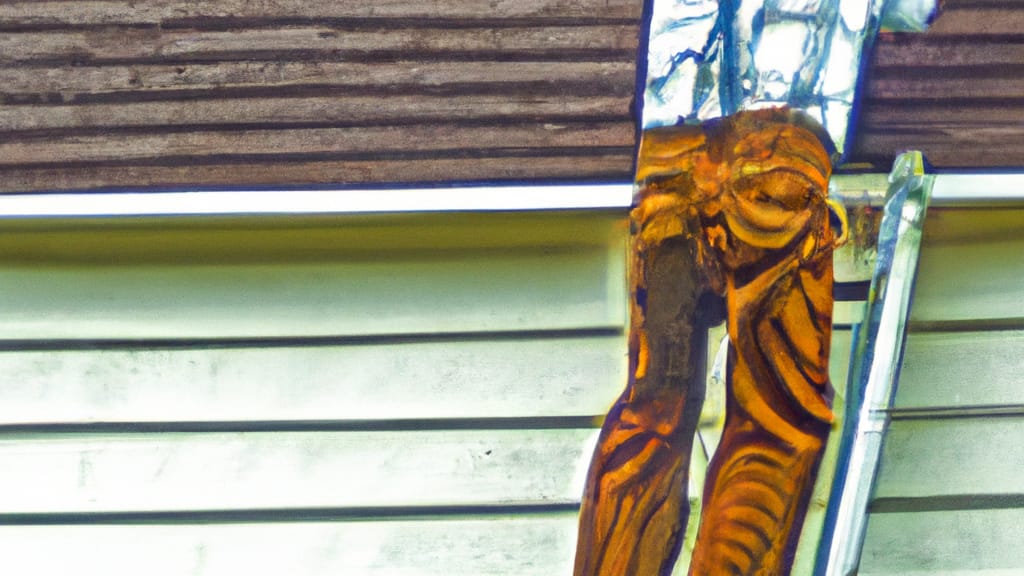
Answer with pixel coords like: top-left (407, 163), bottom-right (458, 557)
top-left (816, 151), bottom-right (936, 575)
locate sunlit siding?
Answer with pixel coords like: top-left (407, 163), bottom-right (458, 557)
top-left (860, 208), bottom-right (1024, 575)
top-left (0, 208), bottom-right (863, 575)
top-left (0, 211), bottom-right (626, 575)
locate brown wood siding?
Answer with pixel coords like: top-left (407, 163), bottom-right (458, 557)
top-left (0, 0), bottom-right (1021, 193)
top-left (0, 0), bottom-right (641, 192)
top-left (856, 0), bottom-right (1024, 168)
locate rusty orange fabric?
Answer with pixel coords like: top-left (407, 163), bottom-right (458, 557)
top-left (574, 109), bottom-right (840, 576)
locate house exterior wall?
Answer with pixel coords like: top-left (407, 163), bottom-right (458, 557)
top-left (1, 0), bottom-right (1023, 573)
top-left (0, 206), bottom-right (860, 574)
top-left (0, 0), bottom-right (1021, 193)
top-left (0, 210), bottom-right (628, 574)
top-left (859, 206), bottom-right (1024, 574)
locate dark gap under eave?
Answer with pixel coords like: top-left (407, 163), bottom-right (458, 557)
top-left (867, 63), bottom-right (1024, 81)
top-left (0, 145), bottom-right (638, 171)
top-left (870, 494), bottom-right (1024, 514)
top-left (0, 503), bottom-right (583, 526)
top-left (1, 48), bottom-right (639, 69)
top-left (0, 16), bottom-right (643, 34)
top-left (0, 415), bottom-right (605, 435)
top-left (886, 404), bottom-right (1024, 421)
top-left (0, 79), bottom-right (638, 106)
top-left (0, 116), bottom-right (636, 141)
top-left (0, 327), bottom-right (626, 353)
top-left (908, 317), bottom-right (1024, 333)
top-left (860, 97), bottom-right (1024, 109)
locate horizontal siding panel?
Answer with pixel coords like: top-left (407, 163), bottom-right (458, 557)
top-left (0, 94), bottom-right (631, 133)
top-left (861, 509), bottom-right (1024, 575)
top-left (0, 0), bottom-right (642, 27)
top-left (0, 327), bottom-right (853, 425)
top-left (0, 153), bottom-right (636, 193)
top-left (0, 248), bottom-right (625, 341)
top-left (0, 123), bottom-right (634, 168)
top-left (0, 211), bottom-right (628, 265)
top-left (0, 429), bottom-right (598, 514)
top-left (854, 127), bottom-right (1024, 169)
top-left (865, 571), bottom-right (1024, 576)
top-left (0, 26), bottom-right (637, 65)
top-left (912, 228), bottom-right (1024, 326)
top-left (0, 325), bottom-right (850, 430)
top-left (0, 335), bottom-right (625, 425)
top-left (0, 60), bottom-right (634, 101)
top-left (873, 417), bottom-right (1024, 500)
top-left (940, 0), bottom-right (1021, 4)
top-left (896, 331), bottom-right (1024, 409)
top-left (916, 207), bottom-right (1024, 246)
top-left (872, 38), bottom-right (1024, 68)
top-left (860, 103), bottom-right (1024, 133)
top-left (925, 6), bottom-right (1024, 36)
top-left (866, 74), bottom-right (1024, 101)
top-left (0, 514), bottom-right (579, 576)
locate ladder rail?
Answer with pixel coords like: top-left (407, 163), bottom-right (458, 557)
top-left (816, 151), bottom-right (936, 576)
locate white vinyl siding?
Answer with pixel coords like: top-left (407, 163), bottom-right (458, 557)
top-left (860, 207), bottom-right (1024, 575)
top-left (0, 209), bottom-right (617, 576)
top-left (0, 205), bottom-right (861, 575)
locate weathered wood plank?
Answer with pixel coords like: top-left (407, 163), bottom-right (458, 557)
top-left (0, 335), bottom-right (625, 425)
top-left (0, 95), bottom-right (632, 134)
top-left (0, 153), bottom-right (636, 192)
top-left (939, 0), bottom-right (1023, 6)
top-left (0, 60), bottom-right (635, 98)
top-left (0, 429), bottom-right (598, 513)
top-left (854, 128), bottom-right (1024, 168)
top-left (873, 417), bottom-right (1024, 500)
top-left (861, 509), bottom-right (1024, 575)
top-left (0, 248), bottom-right (626, 340)
top-left (924, 7), bottom-right (1024, 36)
top-left (854, 4), bottom-right (1024, 170)
top-left (865, 74), bottom-right (1024, 101)
top-left (860, 102), bottom-right (1024, 128)
top-left (0, 26), bottom-right (638, 66)
top-left (0, 515), bottom-right (580, 575)
top-left (0, 0), bottom-right (643, 27)
top-left (0, 123), bottom-right (634, 167)
top-left (896, 331), bottom-right (1024, 409)
top-left (872, 37), bottom-right (1024, 68)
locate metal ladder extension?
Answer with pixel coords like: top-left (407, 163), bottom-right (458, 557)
top-left (816, 151), bottom-right (935, 575)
